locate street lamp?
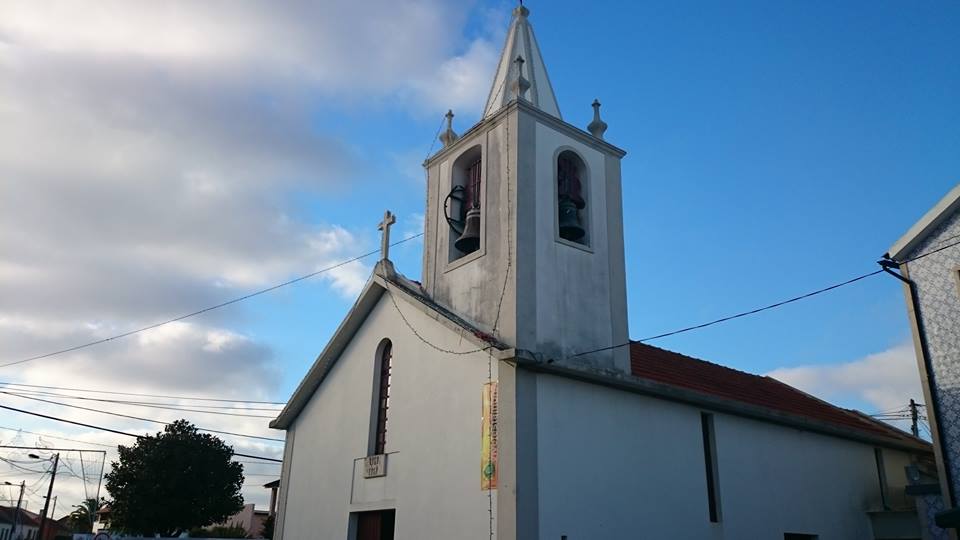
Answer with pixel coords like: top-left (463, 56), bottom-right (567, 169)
top-left (27, 452), bottom-right (60, 539)
top-left (3, 480), bottom-right (25, 539)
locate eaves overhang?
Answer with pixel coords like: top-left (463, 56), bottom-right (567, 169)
top-left (503, 349), bottom-right (932, 455)
top-left (424, 100), bottom-right (626, 169)
top-left (270, 264), bottom-right (506, 430)
top-left (888, 182), bottom-right (960, 262)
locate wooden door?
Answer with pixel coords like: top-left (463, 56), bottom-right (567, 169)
top-left (356, 510), bottom-right (394, 540)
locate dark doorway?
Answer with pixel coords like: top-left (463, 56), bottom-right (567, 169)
top-left (356, 509), bottom-right (395, 540)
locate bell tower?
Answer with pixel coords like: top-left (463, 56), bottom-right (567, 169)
top-left (421, 5), bottom-right (629, 373)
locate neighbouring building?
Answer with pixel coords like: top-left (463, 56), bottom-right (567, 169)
top-left (0, 507), bottom-right (13, 540)
top-left (271, 5), bottom-right (938, 539)
top-left (0, 506), bottom-right (39, 540)
top-left (886, 183), bottom-right (960, 530)
top-left (19, 510), bottom-right (69, 540)
top-left (264, 479), bottom-right (280, 519)
top-left (211, 503), bottom-right (269, 539)
top-left (91, 504), bottom-right (109, 533)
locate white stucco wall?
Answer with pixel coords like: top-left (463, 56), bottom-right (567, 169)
top-left (533, 373), bottom-right (913, 540)
top-left (276, 293), bottom-right (498, 540)
top-left (525, 118), bottom-right (628, 371)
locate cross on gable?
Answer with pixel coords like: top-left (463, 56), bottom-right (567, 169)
top-left (378, 210), bottom-right (397, 261)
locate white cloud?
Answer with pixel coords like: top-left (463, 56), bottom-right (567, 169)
top-left (767, 342), bottom-right (924, 415)
top-left (407, 37), bottom-right (500, 116)
top-left (0, 0), bottom-right (501, 516)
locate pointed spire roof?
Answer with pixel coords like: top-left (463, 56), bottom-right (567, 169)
top-left (483, 5), bottom-right (561, 120)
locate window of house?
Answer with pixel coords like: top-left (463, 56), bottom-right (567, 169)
top-left (556, 150), bottom-right (588, 245)
top-left (700, 412), bottom-right (721, 523)
top-left (445, 146), bottom-right (483, 261)
top-left (372, 340), bottom-right (393, 456)
top-left (954, 267), bottom-right (960, 299)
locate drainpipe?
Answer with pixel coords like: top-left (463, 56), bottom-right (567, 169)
top-left (878, 257), bottom-right (956, 507)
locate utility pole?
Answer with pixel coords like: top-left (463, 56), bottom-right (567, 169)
top-left (9, 481), bottom-right (24, 540)
top-left (35, 452), bottom-right (60, 540)
top-left (16, 481), bottom-right (24, 539)
top-left (910, 399), bottom-right (920, 437)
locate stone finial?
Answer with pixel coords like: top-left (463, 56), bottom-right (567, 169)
top-left (513, 4), bottom-right (530, 19)
top-left (511, 55), bottom-right (531, 101)
top-left (587, 99), bottom-right (608, 139)
top-left (439, 110), bottom-right (458, 147)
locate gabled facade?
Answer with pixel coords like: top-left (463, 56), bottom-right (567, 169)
top-left (272, 6), bottom-right (937, 540)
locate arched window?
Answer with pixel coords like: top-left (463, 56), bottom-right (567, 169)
top-left (557, 150), bottom-right (588, 244)
top-left (445, 145), bottom-right (482, 260)
top-left (372, 340), bottom-right (392, 455)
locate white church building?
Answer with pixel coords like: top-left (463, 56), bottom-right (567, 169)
top-left (270, 6), bottom-right (934, 539)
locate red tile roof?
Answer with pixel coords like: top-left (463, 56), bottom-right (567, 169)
top-left (629, 342), bottom-right (924, 445)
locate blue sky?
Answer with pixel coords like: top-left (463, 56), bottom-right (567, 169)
top-left (0, 0), bottom-right (957, 513)
top-left (260, 0), bottom-right (960, 410)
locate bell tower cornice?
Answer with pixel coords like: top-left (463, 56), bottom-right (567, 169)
top-left (424, 100), bottom-right (625, 169)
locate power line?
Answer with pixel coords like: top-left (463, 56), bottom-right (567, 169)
top-left (0, 388), bottom-right (277, 418)
top-left (0, 403), bottom-right (282, 463)
top-left (897, 233), bottom-right (960, 265)
top-left (0, 232), bottom-right (424, 370)
top-left (570, 268), bottom-right (884, 358)
top-left (0, 426), bottom-right (115, 449)
top-left (0, 386), bottom-right (282, 410)
top-left (0, 381), bottom-right (285, 405)
top-left (0, 457), bottom-right (46, 475)
top-left (0, 392), bottom-right (284, 443)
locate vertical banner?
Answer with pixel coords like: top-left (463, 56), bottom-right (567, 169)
top-left (481, 381), bottom-right (499, 490)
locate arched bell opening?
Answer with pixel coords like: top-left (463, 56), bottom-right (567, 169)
top-left (444, 145), bottom-right (483, 261)
top-left (556, 149), bottom-right (589, 245)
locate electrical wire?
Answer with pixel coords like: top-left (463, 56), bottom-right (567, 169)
top-left (897, 233), bottom-right (960, 264)
top-left (0, 457), bottom-right (46, 475)
top-left (0, 380), bottom-right (285, 405)
top-left (570, 269), bottom-right (884, 358)
top-left (0, 426), bottom-right (114, 449)
top-left (571, 220), bottom-right (960, 360)
top-left (384, 282), bottom-right (493, 356)
top-left (0, 403), bottom-right (282, 463)
top-left (0, 392), bottom-right (284, 443)
top-left (0, 232), bottom-right (424, 370)
top-left (0, 386), bottom-right (282, 411)
top-left (0, 388), bottom-right (276, 418)
top-left (486, 93), bottom-right (515, 540)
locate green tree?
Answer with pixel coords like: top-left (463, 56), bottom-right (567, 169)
top-left (105, 420), bottom-right (244, 536)
top-left (68, 498), bottom-right (101, 533)
top-left (261, 514), bottom-right (274, 539)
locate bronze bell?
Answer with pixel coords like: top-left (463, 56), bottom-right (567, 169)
top-left (455, 207), bottom-right (481, 253)
top-left (558, 198), bottom-right (585, 241)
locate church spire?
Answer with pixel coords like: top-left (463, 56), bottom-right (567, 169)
top-left (482, 4), bottom-right (561, 120)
